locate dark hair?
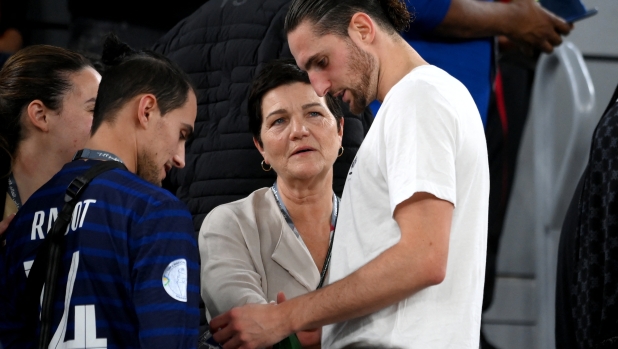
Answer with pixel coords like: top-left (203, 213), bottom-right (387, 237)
top-left (285, 0), bottom-right (410, 37)
top-left (91, 34), bottom-right (195, 134)
top-left (0, 45), bottom-right (94, 178)
top-left (247, 59), bottom-right (343, 146)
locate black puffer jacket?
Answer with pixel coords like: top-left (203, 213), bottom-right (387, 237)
top-left (153, 0), bottom-right (372, 232)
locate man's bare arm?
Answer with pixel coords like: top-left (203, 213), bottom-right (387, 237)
top-left (433, 0), bottom-right (572, 53)
top-left (210, 192), bottom-right (453, 349)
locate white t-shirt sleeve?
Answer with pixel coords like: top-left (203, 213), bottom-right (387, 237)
top-left (383, 80), bottom-right (458, 215)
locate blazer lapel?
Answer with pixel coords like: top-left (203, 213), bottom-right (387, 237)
top-left (271, 225), bottom-right (320, 291)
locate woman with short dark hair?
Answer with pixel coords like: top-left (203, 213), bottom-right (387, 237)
top-left (199, 59), bottom-right (344, 348)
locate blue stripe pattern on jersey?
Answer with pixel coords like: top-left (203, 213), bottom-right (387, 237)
top-left (0, 160), bottom-right (200, 349)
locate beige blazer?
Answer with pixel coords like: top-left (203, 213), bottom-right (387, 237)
top-left (198, 187), bottom-right (321, 318)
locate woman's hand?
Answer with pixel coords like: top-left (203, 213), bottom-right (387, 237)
top-left (277, 292), bottom-right (321, 349)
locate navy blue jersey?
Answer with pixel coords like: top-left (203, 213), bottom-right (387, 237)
top-left (0, 160), bottom-right (199, 349)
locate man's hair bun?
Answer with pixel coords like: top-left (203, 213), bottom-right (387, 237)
top-left (101, 34), bottom-right (137, 66)
top-left (378, 0), bottom-right (411, 33)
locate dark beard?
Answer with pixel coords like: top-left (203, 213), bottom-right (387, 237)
top-left (136, 150), bottom-right (162, 186)
top-left (346, 40), bottom-right (376, 115)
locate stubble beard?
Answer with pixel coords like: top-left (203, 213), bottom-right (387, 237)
top-left (136, 149), bottom-right (162, 186)
top-left (346, 40), bottom-right (377, 115)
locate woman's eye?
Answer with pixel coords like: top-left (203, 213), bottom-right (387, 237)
top-left (308, 111), bottom-right (321, 117)
top-left (272, 118), bottom-right (285, 125)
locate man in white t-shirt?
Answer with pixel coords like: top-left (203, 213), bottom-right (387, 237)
top-left (209, 0), bottom-right (489, 348)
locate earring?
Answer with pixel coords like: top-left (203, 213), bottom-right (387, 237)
top-left (261, 160), bottom-right (272, 172)
top-left (338, 146), bottom-right (344, 157)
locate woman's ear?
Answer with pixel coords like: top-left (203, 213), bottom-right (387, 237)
top-left (253, 137), bottom-right (265, 156)
top-left (26, 100), bottom-right (51, 132)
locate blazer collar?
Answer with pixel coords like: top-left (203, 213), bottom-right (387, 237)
top-left (268, 195), bottom-right (321, 291)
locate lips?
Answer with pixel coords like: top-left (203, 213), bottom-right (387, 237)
top-left (291, 146), bottom-right (315, 156)
top-left (334, 89), bottom-right (351, 104)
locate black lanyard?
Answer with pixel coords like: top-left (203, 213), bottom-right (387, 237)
top-left (270, 182), bottom-right (339, 289)
top-left (5, 149), bottom-right (123, 211)
top-left (72, 149), bottom-right (124, 164)
top-left (7, 172), bottom-right (22, 210)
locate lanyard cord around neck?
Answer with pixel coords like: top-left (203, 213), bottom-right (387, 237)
top-left (270, 182), bottom-right (339, 289)
top-left (5, 149), bottom-right (124, 212)
top-left (7, 172), bottom-right (22, 210)
top-left (72, 149), bottom-right (124, 164)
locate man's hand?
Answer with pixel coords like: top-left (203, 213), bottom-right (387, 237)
top-left (506, 0), bottom-right (573, 53)
top-left (0, 214), bottom-right (15, 236)
top-left (210, 302), bottom-right (291, 349)
top-left (436, 0), bottom-right (573, 54)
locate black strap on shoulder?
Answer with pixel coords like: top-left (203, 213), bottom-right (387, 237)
top-left (18, 160), bottom-right (126, 348)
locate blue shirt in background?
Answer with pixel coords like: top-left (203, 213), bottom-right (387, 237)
top-left (371, 0), bottom-right (493, 127)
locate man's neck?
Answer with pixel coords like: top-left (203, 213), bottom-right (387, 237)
top-left (375, 34), bottom-right (428, 102)
top-left (11, 142), bottom-right (68, 204)
top-left (85, 123), bottom-right (137, 174)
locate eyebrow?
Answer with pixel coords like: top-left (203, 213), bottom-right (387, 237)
top-left (302, 102), bottom-right (323, 110)
top-left (266, 108), bottom-right (287, 119)
top-left (303, 54), bottom-right (320, 71)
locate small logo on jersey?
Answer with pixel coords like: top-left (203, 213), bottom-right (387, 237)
top-left (162, 259), bottom-right (188, 302)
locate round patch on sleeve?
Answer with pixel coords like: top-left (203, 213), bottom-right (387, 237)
top-left (162, 258), bottom-right (188, 302)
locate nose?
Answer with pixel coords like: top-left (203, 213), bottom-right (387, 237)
top-left (308, 71), bottom-right (330, 97)
top-left (172, 144), bottom-right (186, 169)
top-left (289, 116), bottom-right (310, 140)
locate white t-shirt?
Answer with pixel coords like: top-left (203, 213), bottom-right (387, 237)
top-left (322, 65), bottom-right (489, 348)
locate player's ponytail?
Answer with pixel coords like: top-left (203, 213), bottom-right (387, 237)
top-left (92, 34), bottom-right (194, 135)
top-left (101, 33), bottom-right (137, 67)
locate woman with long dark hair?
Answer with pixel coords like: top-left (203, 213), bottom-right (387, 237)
top-left (0, 45), bottom-right (100, 229)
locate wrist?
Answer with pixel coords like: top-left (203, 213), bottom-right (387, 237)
top-left (495, 1), bottom-right (520, 38)
top-left (277, 298), bottom-right (301, 334)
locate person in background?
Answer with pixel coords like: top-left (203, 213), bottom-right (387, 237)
top-left (555, 85), bottom-right (618, 349)
top-left (0, 35), bottom-right (199, 348)
top-left (0, 0), bottom-right (28, 67)
top-left (67, 0), bottom-right (204, 56)
top-left (390, 0), bottom-right (573, 125)
top-left (0, 45), bottom-right (100, 236)
top-left (209, 0), bottom-right (489, 347)
top-left (200, 59), bottom-right (344, 348)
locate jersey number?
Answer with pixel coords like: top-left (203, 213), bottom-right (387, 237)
top-left (48, 252), bottom-right (108, 349)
